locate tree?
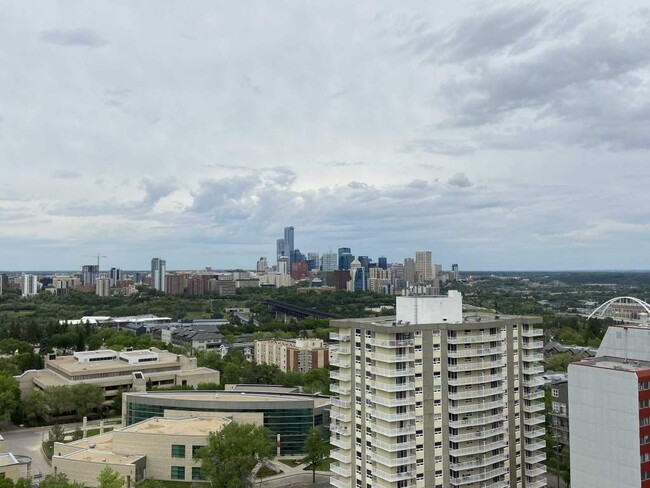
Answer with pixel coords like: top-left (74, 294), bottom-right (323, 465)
top-left (303, 427), bottom-right (329, 483)
top-left (303, 368), bottom-right (329, 394)
top-left (23, 389), bottom-right (47, 422)
top-left (0, 373), bottom-right (21, 421)
top-left (39, 473), bottom-right (85, 488)
top-left (197, 422), bottom-right (275, 488)
top-left (49, 424), bottom-right (65, 443)
top-left (97, 466), bottom-right (125, 488)
top-left (46, 386), bottom-right (74, 417)
top-left (545, 353), bottom-right (581, 373)
top-left (71, 383), bottom-right (104, 419)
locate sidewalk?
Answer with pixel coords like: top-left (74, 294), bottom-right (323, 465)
top-left (256, 460), bottom-right (330, 488)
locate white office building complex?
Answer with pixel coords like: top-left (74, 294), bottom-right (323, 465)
top-left (329, 291), bottom-right (546, 488)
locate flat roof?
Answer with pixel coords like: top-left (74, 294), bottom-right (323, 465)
top-left (47, 349), bottom-right (184, 374)
top-left (575, 356), bottom-right (650, 373)
top-left (0, 453), bottom-right (19, 467)
top-left (129, 390), bottom-right (330, 408)
top-left (333, 311), bottom-right (539, 327)
top-left (122, 416), bottom-right (229, 435)
top-left (61, 449), bottom-right (144, 465)
top-left (67, 433), bottom-right (114, 451)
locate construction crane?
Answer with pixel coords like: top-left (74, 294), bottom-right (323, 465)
top-left (84, 254), bottom-right (108, 271)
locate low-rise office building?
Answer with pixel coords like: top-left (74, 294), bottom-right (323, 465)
top-left (53, 416), bottom-right (230, 487)
top-left (123, 386), bottom-right (330, 455)
top-left (16, 348), bottom-right (219, 404)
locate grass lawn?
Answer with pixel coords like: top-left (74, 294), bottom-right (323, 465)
top-left (86, 427), bottom-right (114, 437)
top-left (255, 466), bottom-right (281, 479)
top-left (278, 458), bottom-right (302, 467)
top-left (303, 458), bottom-right (331, 471)
top-left (42, 442), bottom-right (53, 460)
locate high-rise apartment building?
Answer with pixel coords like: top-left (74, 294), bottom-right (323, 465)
top-left (81, 264), bottom-right (99, 286)
top-left (451, 264), bottom-right (460, 281)
top-left (284, 226), bottom-right (295, 266)
top-left (569, 318), bottom-right (650, 488)
top-left (95, 277), bottom-right (111, 297)
top-left (21, 274), bottom-right (38, 297)
top-left (404, 258), bottom-right (416, 284)
top-left (322, 252), bottom-right (339, 272)
top-left (329, 291), bottom-right (546, 488)
top-left (415, 251), bottom-right (433, 282)
top-left (257, 257), bottom-right (269, 273)
top-left (109, 267), bottom-right (124, 286)
top-left (151, 257), bottom-right (166, 292)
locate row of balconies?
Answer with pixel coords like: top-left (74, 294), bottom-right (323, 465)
top-left (450, 453), bottom-right (507, 471)
top-left (368, 366), bottom-right (416, 377)
top-left (524, 427), bottom-right (545, 439)
top-left (448, 373), bottom-right (504, 386)
top-left (449, 466), bottom-right (508, 486)
top-left (330, 437), bottom-right (351, 449)
top-left (449, 439), bottom-right (507, 457)
top-left (521, 340), bottom-right (544, 349)
top-left (448, 386), bottom-right (504, 401)
top-left (330, 410), bottom-right (351, 422)
top-left (449, 413), bottom-right (505, 428)
top-left (330, 384), bottom-right (351, 395)
top-left (369, 351), bottom-right (416, 362)
top-left (372, 453), bottom-right (417, 468)
top-left (330, 332), bottom-right (351, 342)
top-left (447, 346), bottom-right (504, 358)
top-left (448, 360), bottom-right (504, 372)
top-left (521, 328), bottom-right (544, 337)
top-left (448, 399), bottom-right (504, 415)
top-left (371, 380), bottom-right (416, 392)
top-left (372, 409), bottom-right (416, 422)
top-left (370, 394), bottom-right (416, 408)
top-left (447, 333), bottom-right (503, 344)
top-left (371, 423), bottom-right (417, 437)
top-left (372, 438), bottom-right (417, 452)
top-left (449, 426), bottom-right (505, 443)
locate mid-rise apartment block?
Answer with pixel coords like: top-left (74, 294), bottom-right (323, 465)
top-left (254, 338), bottom-right (329, 372)
top-left (569, 318), bottom-right (650, 488)
top-left (329, 291), bottom-right (546, 488)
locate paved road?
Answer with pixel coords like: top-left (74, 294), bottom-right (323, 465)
top-left (257, 473), bottom-right (329, 488)
top-left (0, 419), bottom-right (121, 479)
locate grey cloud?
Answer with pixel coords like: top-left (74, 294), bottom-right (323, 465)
top-left (401, 139), bottom-right (475, 156)
top-left (140, 178), bottom-right (178, 208)
top-left (51, 170), bottom-right (81, 180)
top-left (447, 173), bottom-right (472, 188)
top-left (328, 161), bottom-right (366, 167)
top-left (40, 29), bottom-right (107, 48)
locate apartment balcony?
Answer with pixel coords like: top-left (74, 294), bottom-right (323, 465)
top-left (373, 453), bottom-right (417, 468)
top-left (448, 360), bottom-right (504, 372)
top-left (523, 390), bottom-right (544, 401)
top-left (330, 398), bottom-right (351, 409)
top-left (330, 370), bottom-right (350, 381)
top-left (522, 377), bottom-right (545, 388)
top-left (449, 466), bottom-right (508, 486)
top-left (330, 437), bottom-right (351, 449)
top-left (448, 399), bottom-right (504, 415)
top-left (523, 364), bottom-right (544, 375)
top-left (448, 373), bottom-right (504, 386)
top-left (524, 427), bottom-right (545, 439)
top-left (521, 328), bottom-right (544, 337)
top-left (369, 338), bottom-right (415, 348)
top-left (330, 477), bottom-right (349, 488)
top-left (448, 333), bottom-right (503, 344)
top-left (372, 380), bottom-right (415, 393)
top-left (447, 346), bottom-right (504, 358)
top-left (329, 424), bottom-right (350, 436)
top-left (372, 424), bottom-right (416, 437)
top-left (330, 384), bottom-right (352, 395)
top-left (372, 410), bottom-right (416, 422)
top-left (448, 413), bottom-right (505, 429)
top-left (449, 427), bottom-right (505, 443)
top-left (371, 394), bottom-right (416, 408)
top-left (330, 410), bottom-right (351, 422)
top-left (331, 450), bottom-right (352, 464)
top-left (370, 352), bottom-right (415, 362)
top-left (330, 332), bottom-right (351, 342)
top-left (450, 453), bottom-right (507, 471)
top-left (449, 440), bottom-right (507, 457)
top-left (522, 353), bottom-right (544, 362)
top-left (525, 440), bottom-right (546, 451)
top-left (330, 345), bottom-right (351, 354)
top-left (526, 464), bottom-right (547, 477)
top-left (521, 340), bottom-right (544, 350)
top-left (523, 414), bottom-right (545, 426)
top-left (369, 366), bottom-right (416, 377)
top-left (373, 438), bottom-right (417, 452)
top-left (448, 386), bottom-right (504, 401)
top-left (484, 483), bottom-right (509, 488)
top-left (330, 356), bottom-right (351, 368)
top-left (526, 452), bottom-right (547, 464)
top-left (374, 469), bottom-right (416, 482)
top-left (331, 463), bottom-right (351, 477)
top-left (523, 402), bottom-right (545, 413)
top-left (526, 480), bottom-right (547, 488)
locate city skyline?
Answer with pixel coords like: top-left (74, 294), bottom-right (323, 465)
top-left (2, 2), bottom-right (650, 271)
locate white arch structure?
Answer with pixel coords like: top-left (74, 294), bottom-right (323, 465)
top-left (587, 296), bottom-right (650, 322)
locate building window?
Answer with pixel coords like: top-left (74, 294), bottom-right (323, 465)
top-left (551, 389), bottom-right (559, 398)
top-left (171, 444), bottom-right (186, 458)
top-left (171, 466), bottom-right (185, 480)
top-left (192, 467), bottom-right (203, 480)
top-left (192, 445), bottom-right (203, 458)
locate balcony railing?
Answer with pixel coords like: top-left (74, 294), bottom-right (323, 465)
top-left (370, 352), bottom-right (415, 362)
top-left (449, 467), bottom-right (508, 486)
top-left (372, 424), bottom-right (416, 437)
top-left (450, 453), bottom-right (507, 471)
top-left (374, 469), bottom-right (416, 482)
top-left (525, 440), bottom-right (545, 451)
top-left (330, 450), bottom-right (351, 464)
top-left (526, 453), bottom-right (546, 464)
top-left (331, 463), bottom-right (351, 477)
top-left (524, 427), bottom-right (545, 439)
top-left (330, 437), bottom-right (351, 449)
top-left (449, 440), bottom-right (507, 457)
top-left (447, 346), bottom-right (504, 358)
top-left (521, 340), bottom-right (544, 349)
top-left (448, 399), bottom-right (504, 415)
top-left (330, 410), bottom-right (351, 422)
top-left (523, 414), bottom-right (545, 426)
top-left (370, 394), bottom-right (416, 408)
top-left (526, 464), bottom-right (547, 477)
top-left (523, 390), bottom-right (544, 400)
top-left (448, 373), bottom-right (504, 386)
top-left (330, 345), bottom-right (351, 354)
top-left (329, 370), bottom-right (349, 381)
top-left (522, 353), bottom-right (544, 362)
top-left (329, 424), bottom-right (349, 436)
top-left (330, 357), bottom-right (351, 368)
top-left (448, 387), bottom-right (504, 401)
top-left (522, 377), bottom-right (545, 388)
top-left (330, 477), bottom-right (349, 488)
top-left (330, 332), bottom-right (351, 342)
top-left (373, 453), bottom-right (417, 468)
top-left (372, 380), bottom-right (415, 393)
top-left (448, 413), bottom-right (505, 428)
top-left (369, 366), bottom-right (415, 377)
top-left (447, 333), bottom-right (503, 344)
top-left (449, 427), bottom-right (505, 443)
top-left (330, 398), bottom-right (351, 409)
top-left (448, 360), bottom-right (504, 372)
top-left (523, 364), bottom-right (544, 375)
top-left (373, 438), bottom-right (417, 452)
top-left (372, 410), bottom-right (416, 423)
top-left (526, 480), bottom-right (547, 488)
top-left (521, 328), bottom-right (544, 337)
top-left (330, 384), bottom-right (351, 395)
top-left (523, 402), bottom-right (545, 413)
top-left (369, 338), bottom-right (415, 348)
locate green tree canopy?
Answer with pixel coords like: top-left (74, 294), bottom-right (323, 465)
top-left (303, 368), bottom-right (329, 394)
top-left (0, 373), bottom-right (21, 421)
top-left (303, 427), bottom-right (330, 483)
top-left (97, 466), bottom-right (125, 488)
top-left (39, 473), bottom-right (85, 488)
top-left (197, 422), bottom-right (275, 488)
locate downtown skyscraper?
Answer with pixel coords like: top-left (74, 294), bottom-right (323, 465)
top-left (329, 291), bottom-right (546, 488)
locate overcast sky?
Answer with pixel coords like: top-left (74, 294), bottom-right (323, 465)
top-left (1, 1), bottom-right (649, 271)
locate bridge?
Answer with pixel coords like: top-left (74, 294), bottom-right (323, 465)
top-left (264, 299), bottom-right (336, 322)
top-left (587, 296), bottom-right (650, 323)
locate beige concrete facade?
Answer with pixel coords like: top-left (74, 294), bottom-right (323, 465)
top-left (53, 416), bottom-right (229, 487)
top-left (329, 292), bottom-right (546, 488)
top-left (254, 338), bottom-right (329, 372)
top-left (15, 348), bottom-right (219, 405)
top-left (0, 452), bottom-right (31, 482)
